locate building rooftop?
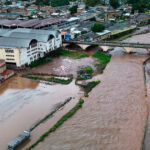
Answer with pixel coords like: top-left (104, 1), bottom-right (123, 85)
top-left (18, 19), bottom-right (40, 28)
top-left (8, 32), bottom-right (50, 42)
top-left (0, 37), bottom-right (32, 48)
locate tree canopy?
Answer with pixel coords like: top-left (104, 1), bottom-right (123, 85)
top-left (127, 0), bottom-right (150, 12)
top-left (35, 0), bottom-right (70, 7)
top-left (69, 5), bottom-right (78, 14)
top-left (83, 0), bottom-right (102, 7)
top-left (91, 23), bottom-right (105, 32)
top-left (110, 0), bottom-right (120, 9)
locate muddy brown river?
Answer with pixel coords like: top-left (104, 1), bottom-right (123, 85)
top-left (1, 32), bottom-right (150, 150)
top-left (33, 53), bottom-right (148, 150)
top-left (0, 75), bottom-right (81, 150)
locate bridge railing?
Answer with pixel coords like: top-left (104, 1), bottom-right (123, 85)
top-left (63, 40), bottom-right (150, 49)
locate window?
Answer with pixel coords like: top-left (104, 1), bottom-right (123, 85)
top-left (5, 49), bottom-right (14, 53)
top-left (6, 58), bottom-right (15, 61)
top-left (6, 55), bottom-right (14, 57)
top-left (31, 43), bottom-right (37, 48)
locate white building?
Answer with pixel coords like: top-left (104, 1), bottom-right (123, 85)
top-left (0, 28), bottom-right (62, 68)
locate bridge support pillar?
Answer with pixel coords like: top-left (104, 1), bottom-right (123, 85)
top-left (78, 44), bottom-right (90, 50)
top-left (123, 47), bottom-right (134, 53)
top-left (100, 46), bottom-right (111, 52)
top-left (147, 49), bottom-right (150, 53)
top-left (62, 43), bottom-right (69, 47)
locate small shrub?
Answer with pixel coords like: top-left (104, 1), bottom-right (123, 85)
top-left (77, 66), bottom-right (93, 80)
top-left (81, 30), bottom-right (88, 34)
top-left (22, 74), bottom-right (73, 85)
top-left (84, 81), bottom-right (100, 97)
top-left (29, 58), bottom-right (51, 68)
top-left (93, 52), bottom-right (111, 72)
top-left (50, 49), bottom-right (89, 59)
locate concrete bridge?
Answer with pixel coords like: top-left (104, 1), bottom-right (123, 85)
top-left (63, 40), bottom-right (150, 53)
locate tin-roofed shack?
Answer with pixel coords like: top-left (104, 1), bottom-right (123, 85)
top-left (8, 131), bottom-right (30, 149)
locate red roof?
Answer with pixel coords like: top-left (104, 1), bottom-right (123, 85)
top-left (1, 69), bottom-right (14, 76)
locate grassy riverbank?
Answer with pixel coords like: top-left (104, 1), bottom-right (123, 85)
top-left (27, 99), bottom-right (84, 150)
top-left (30, 97), bottom-right (72, 131)
top-left (77, 66), bottom-right (93, 80)
top-left (22, 74), bottom-right (73, 84)
top-left (93, 52), bottom-right (111, 73)
top-left (29, 58), bottom-right (51, 68)
top-left (50, 49), bottom-right (89, 59)
top-left (84, 81), bottom-right (100, 97)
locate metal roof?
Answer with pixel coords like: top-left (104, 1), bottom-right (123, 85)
top-left (18, 19), bottom-right (41, 28)
top-left (0, 29), bottom-right (11, 36)
top-left (0, 37), bottom-right (32, 48)
top-left (8, 32), bottom-right (49, 42)
top-left (0, 18), bottom-right (67, 28)
top-left (12, 28), bottom-right (59, 37)
top-left (34, 17), bottom-right (66, 28)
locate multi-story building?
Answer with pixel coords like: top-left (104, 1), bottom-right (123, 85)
top-left (0, 28), bottom-right (62, 68)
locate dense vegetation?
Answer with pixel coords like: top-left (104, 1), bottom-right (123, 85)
top-left (83, 0), bottom-right (102, 7)
top-left (29, 58), bottom-right (51, 68)
top-left (81, 30), bottom-right (88, 34)
top-left (91, 23), bottom-right (105, 33)
top-left (84, 81), bottom-right (100, 97)
top-left (127, 0), bottom-right (150, 12)
top-left (77, 66), bottom-right (93, 80)
top-left (27, 99), bottom-right (84, 150)
top-left (35, 0), bottom-right (75, 7)
top-left (22, 74), bottom-right (73, 84)
top-left (69, 5), bottom-right (78, 14)
top-left (110, 0), bottom-right (120, 9)
top-left (93, 52), bottom-right (111, 73)
top-left (50, 49), bottom-right (89, 59)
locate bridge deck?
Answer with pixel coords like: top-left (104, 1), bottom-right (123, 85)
top-left (63, 40), bottom-right (150, 49)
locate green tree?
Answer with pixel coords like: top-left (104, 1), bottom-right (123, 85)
top-left (51, 0), bottom-right (69, 7)
top-left (69, 5), bottom-right (78, 15)
top-left (84, 0), bottom-right (102, 7)
top-left (127, 0), bottom-right (149, 13)
top-left (147, 2), bottom-right (150, 10)
top-left (91, 23), bottom-right (105, 32)
top-left (5, 0), bottom-right (12, 5)
top-left (89, 17), bottom-right (96, 21)
top-left (81, 30), bottom-right (88, 34)
top-left (110, 0), bottom-right (120, 9)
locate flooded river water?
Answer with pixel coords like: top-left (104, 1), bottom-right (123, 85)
top-left (1, 32), bottom-right (150, 150)
top-left (33, 53), bottom-right (148, 150)
top-left (0, 75), bottom-right (81, 150)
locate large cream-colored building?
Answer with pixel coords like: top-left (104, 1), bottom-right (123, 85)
top-left (0, 59), bottom-right (6, 73)
top-left (0, 28), bottom-right (62, 68)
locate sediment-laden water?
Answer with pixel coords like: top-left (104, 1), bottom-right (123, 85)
top-left (0, 75), bottom-right (81, 150)
top-left (33, 53), bottom-right (148, 150)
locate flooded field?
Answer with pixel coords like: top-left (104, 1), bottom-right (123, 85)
top-left (30, 56), bottom-right (97, 77)
top-left (0, 75), bottom-right (81, 150)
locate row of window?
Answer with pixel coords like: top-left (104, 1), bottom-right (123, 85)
top-left (6, 58), bottom-right (15, 61)
top-left (5, 49), bottom-right (14, 53)
top-left (6, 55), bottom-right (14, 57)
